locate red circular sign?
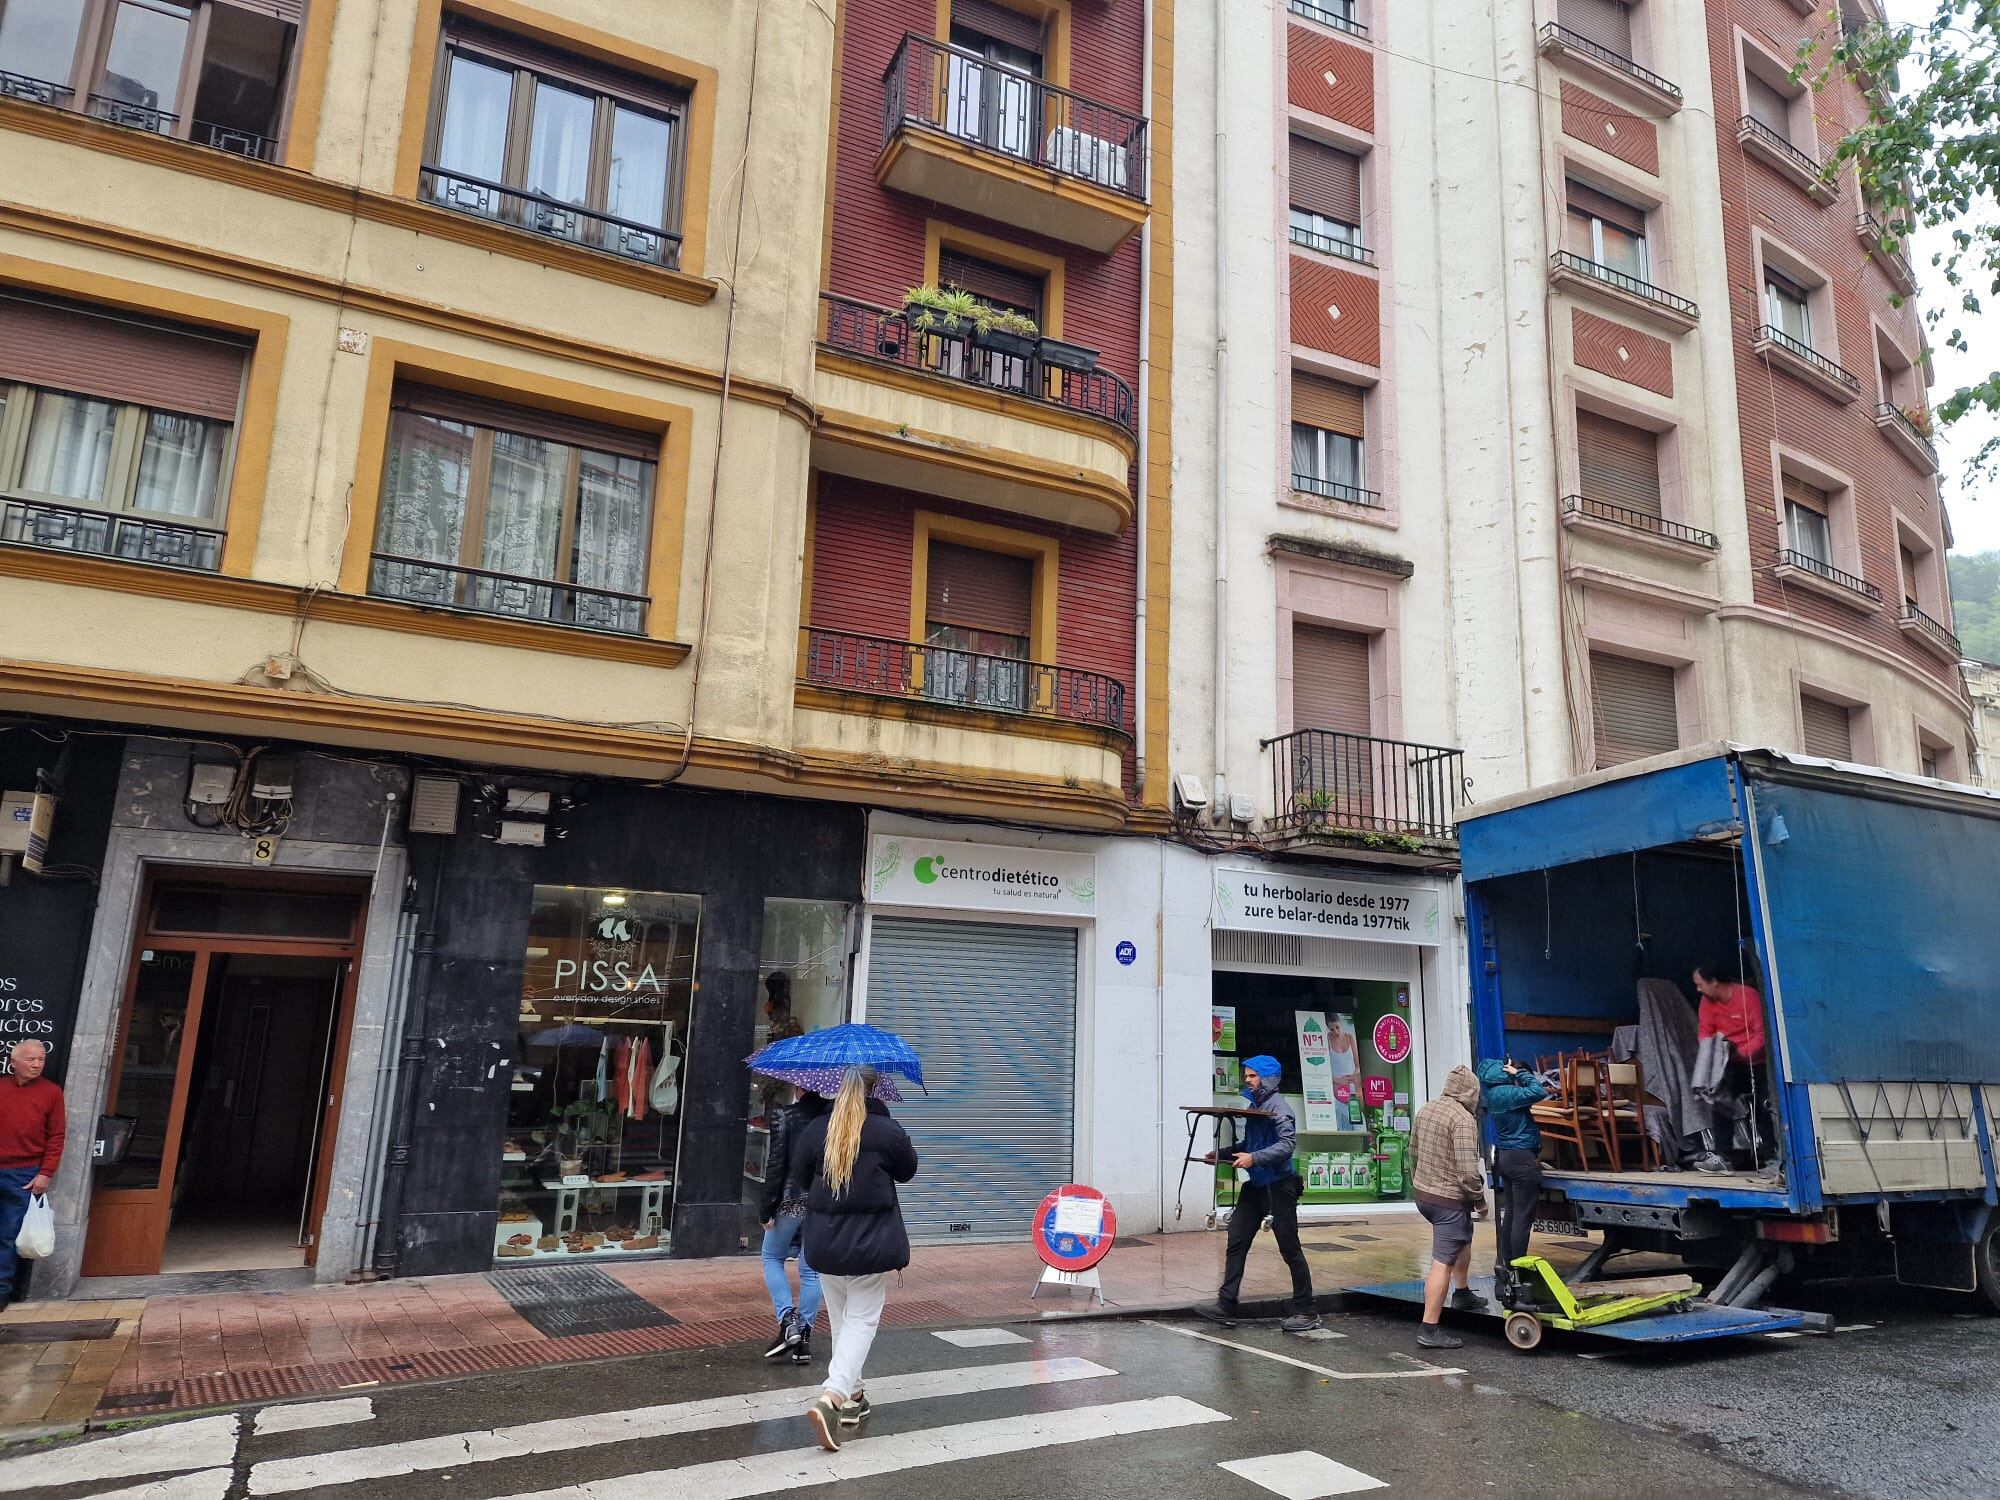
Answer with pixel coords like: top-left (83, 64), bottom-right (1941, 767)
top-left (1372, 1013), bottom-right (1413, 1065)
top-left (1032, 1184), bottom-right (1117, 1271)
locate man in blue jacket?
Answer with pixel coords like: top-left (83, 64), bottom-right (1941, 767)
top-left (1476, 1058), bottom-right (1548, 1299)
top-left (1197, 1056), bottom-right (1320, 1334)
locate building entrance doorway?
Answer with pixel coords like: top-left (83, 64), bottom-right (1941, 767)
top-left (81, 874), bottom-right (365, 1279)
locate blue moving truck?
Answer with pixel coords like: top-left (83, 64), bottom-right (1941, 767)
top-left (1459, 745), bottom-right (2000, 1311)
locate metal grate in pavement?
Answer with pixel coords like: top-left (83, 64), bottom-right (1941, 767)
top-left (1341, 1234), bottom-right (1381, 1242)
top-left (0, 1319), bottom-right (119, 1344)
top-left (490, 1266), bottom-right (677, 1338)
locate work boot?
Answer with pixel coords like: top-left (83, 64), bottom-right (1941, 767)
top-left (1193, 1302), bottom-right (1240, 1327)
top-left (1279, 1312), bottom-right (1323, 1334)
top-left (762, 1315), bottom-right (795, 1359)
top-left (1416, 1323), bottom-right (1464, 1350)
top-left (1451, 1288), bottom-right (1487, 1313)
top-left (789, 1324), bottom-right (814, 1366)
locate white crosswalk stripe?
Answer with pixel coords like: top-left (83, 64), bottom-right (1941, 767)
top-left (247, 1357), bottom-right (1115, 1495)
top-left (75, 1469), bottom-right (233, 1500)
top-left (484, 1396), bottom-right (1231, 1500)
top-left (0, 1414), bottom-right (239, 1494)
top-left (1220, 1450), bottom-right (1388, 1497)
top-left (253, 1398), bottom-right (376, 1437)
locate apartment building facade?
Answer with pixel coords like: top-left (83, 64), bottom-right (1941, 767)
top-left (0, 0), bottom-right (1181, 1293)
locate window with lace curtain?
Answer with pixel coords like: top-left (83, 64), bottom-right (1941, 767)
top-left (0, 291), bottom-right (246, 573)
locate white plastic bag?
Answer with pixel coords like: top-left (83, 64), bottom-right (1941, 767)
top-left (16, 1193), bottom-right (54, 1260)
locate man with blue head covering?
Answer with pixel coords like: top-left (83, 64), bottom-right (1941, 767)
top-left (1196, 1055), bottom-right (1320, 1333)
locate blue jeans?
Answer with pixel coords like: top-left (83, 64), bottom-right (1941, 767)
top-left (0, 1165), bottom-right (38, 1302)
top-left (760, 1213), bottom-right (821, 1327)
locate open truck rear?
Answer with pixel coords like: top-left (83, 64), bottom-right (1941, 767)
top-left (1459, 745), bottom-right (2000, 1311)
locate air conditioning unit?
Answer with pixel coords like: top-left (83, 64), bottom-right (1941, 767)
top-left (1045, 126), bottom-right (1129, 192)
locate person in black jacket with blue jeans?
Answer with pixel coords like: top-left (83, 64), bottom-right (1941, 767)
top-left (789, 1065), bottom-right (918, 1453)
top-left (1197, 1056), bottom-right (1320, 1334)
top-left (757, 1084), bottom-right (828, 1365)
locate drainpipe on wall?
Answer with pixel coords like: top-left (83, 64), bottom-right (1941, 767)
top-left (370, 843), bottom-right (446, 1279)
top-left (1211, 0), bottom-right (1230, 813)
top-left (1134, 0), bottom-right (1154, 796)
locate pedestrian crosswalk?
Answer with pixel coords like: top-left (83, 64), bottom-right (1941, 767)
top-left (2, 1327), bottom-right (1401, 1500)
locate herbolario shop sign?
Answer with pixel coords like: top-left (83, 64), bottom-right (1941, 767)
top-left (869, 836), bottom-right (1095, 917)
top-left (1213, 867), bottom-right (1441, 946)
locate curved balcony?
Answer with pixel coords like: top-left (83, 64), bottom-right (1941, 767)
top-left (813, 293), bottom-right (1137, 534)
top-left (878, 32), bottom-right (1149, 252)
top-left (801, 627), bottom-right (1124, 730)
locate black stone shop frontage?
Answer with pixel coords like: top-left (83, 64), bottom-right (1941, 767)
top-left (386, 784), bottom-right (864, 1275)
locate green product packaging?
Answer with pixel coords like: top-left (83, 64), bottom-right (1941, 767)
top-left (1376, 1136), bottom-right (1406, 1197)
top-left (1350, 1150), bottom-right (1375, 1193)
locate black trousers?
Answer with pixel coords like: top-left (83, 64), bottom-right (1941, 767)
top-left (1493, 1148), bottom-right (1543, 1278)
top-left (1219, 1175), bottom-right (1314, 1314)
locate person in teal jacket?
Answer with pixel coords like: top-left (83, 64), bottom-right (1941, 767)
top-left (1477, 1058), bottom-right (1548, 1295)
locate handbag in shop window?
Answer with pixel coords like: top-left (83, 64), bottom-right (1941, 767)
top-left (93, 1114), bottom-right (138, 1167)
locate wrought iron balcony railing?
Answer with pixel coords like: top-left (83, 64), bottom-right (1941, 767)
top-left (820, 292), bottom-right (1137, 434)
top-left (882, 32), bottom-right (1148, 201)
top-left (2, 496), bottom-right (223, 572)
top-left (1902, 603), bottom-right (1962, 659)
top-left (89, 93), bottom-right (176, 134)
top-left (1549, 251), bottom-right (1698, 321)
top-left (369, 552), bottom-right (649, 635)
top-left (419, 165), bottom-right (684, 270)
top-left (1856, 211), bottom-right (1919, 291)
top-left (1562, 494), bottom-right (1717, 550)
top-left (1289, 223), bottom-right (1374, 264)
top-left (0, 69), bottom-right (72, 106)
top-left (1288, 0), bottom-right (1368, 37)
top-left (1291, 472), bottom-right (1383, 509)
top-left (1537, 23), bottom-right (1683, 104)
top-left (801, 627), bottom-right (1126, 731)
top-left (1262, 729), bottom-right (1465, 843)
top-left (1736, 115), bottom-right (1832, 193)
top-left (1755, 324), bottom-right (1862, 396)
top-left (1776, 548), bottom-right (1882, 602)
top-left (191, 118), bottom-right (279, 162)
top-left (1875, 402), bottom-right (1939, 466)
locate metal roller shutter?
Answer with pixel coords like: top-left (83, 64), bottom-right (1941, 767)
top-left (1557, 0), bottom-right (1633, 53)
top-left (1782, 473), bottom-right (1830, 514)
top-left (1746, 73), bottom-right (1792, 134)
top-left (926, 542), bottom-right (1034, 635)
top-left (214, 0), bottom-right (307, 23)
top-left (1291, 624), bottom-right (1372, 734)
top-left (0, 293), bottom-right (249, 420)
top-left (1800, 696), bottom-right (1854, 760)
top-left (1576, 410), bottom-right (1662, 515)
top-left (1566, 180), bottom-right (1647, 237)
top-left (864, 918), bottom-right (1076, 1241)
top-left (939, 250), bottom-right (1044, 318)
top-left (951, 0), bottom-right (1047, 53)
top-left (1289, 136), bottom-right (1362, 223)
top-left (1292, 373), bottom-right (1365, 438)
top-left (1590, 652), bottom-right (1679, 768)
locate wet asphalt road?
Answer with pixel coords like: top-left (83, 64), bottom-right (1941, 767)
top-left (4, 1279), bottom-right (1994, 1500)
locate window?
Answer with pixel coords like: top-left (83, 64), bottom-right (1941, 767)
top-left (371, 385), bottom-right (658, 634)
top-left (1565, 180), bottom-right (1650, 283)
top-left (945, 0), bottom-right (1044, 160)
top-left (1289, 136), bottom-right (1366, 261)
top-left (923, 539), bottom-right (1036, 711)
top-left (934, 248), bottom-right (1046, 394)
top-left (1291, 373), bottom-right (1367, 503)
top-left (0, 0), bottom-right (302, 158)
top-left (1900, 544), bottom-right (1921, 613)
top-left (1591, 651), bottom-right (1678, 767)
top-left (1290, 622), bottom-right (1375, 823)
top-left (1764, 268), bottom-right (1813, 346)
top-left (1782, 474), bottom-right (1833, 567)
top-left (1799, 694), bottom-right (1854, 760)
top-left (0, 291), bottom-right (245, 571)
top-left (1744, 70), bottom-right (1793, 138)
top-left (1921, 746), bottom-right (1940, 780)
top-left (423, 18), bottom-right (689, 268)
top-left (1877, 331), bottom-right (1920, 410)
top-left (1576, 409), bottom-right (1662, 517)
top-left (1558, 0), bottom-right (1634, 55)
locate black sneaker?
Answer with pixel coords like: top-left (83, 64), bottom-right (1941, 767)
top-left (1193, 1302), bottom-right (1241, 1327)
top-left (1279, 1312), bottom-right (1323, 1334)
top-left (789, 1326), bottom-right (814, 1366)
top-left (1416, 1324), bottom-right (1464, 1350)
top-left (762, 1316), bottom-right (794, 1359)
top-left (1451, 1288), bottom-right (1487, 1313)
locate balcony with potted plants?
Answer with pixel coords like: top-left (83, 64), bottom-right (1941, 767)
top-left (876, 33), bottom-right (1149, 254)
top-left (1259, 729), bottom-right (1466, 862)
top-left (812, 287), bottom-right (1138, 534)
top-left (1874, 402), bottom-right (1940, 473)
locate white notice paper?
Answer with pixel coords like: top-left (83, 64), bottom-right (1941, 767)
top-left (1052, 1195), bottom-right (1105, 1237)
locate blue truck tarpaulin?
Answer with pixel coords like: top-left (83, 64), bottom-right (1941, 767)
top-left (1460, 755), bottom-right (1741, 882)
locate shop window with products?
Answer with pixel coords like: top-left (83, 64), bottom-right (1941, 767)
top-left (497, 885), bottom-right (700, 1263)
top-left (1210, 972), bottom-right (1417, 1210)
top-left (743, 899), bottom-right (854, 1238)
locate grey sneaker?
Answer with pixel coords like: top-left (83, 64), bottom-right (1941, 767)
top-left (1193, 1302), bottom-right (1240, 1326)
top-left (838, 1392), bottom-right (873, 1427)
top-left (1279, 1312), bottom-right (1323, 1334)
top-left (806, 1394), bottom-right (844, 1452)
top-left (1693, 1152), bottom-right (1730, 1174)
top-left (1451, 1288), bottom-right (1487, 1313)
top-left (1416, 1324), bottom-right (1464, 1350)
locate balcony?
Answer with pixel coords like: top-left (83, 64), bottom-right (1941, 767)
top-left (813, 292), bottom-right (1137, 533)
top-left (1261, 729), bottom-right (1465, 858)
top-left (1736, 116), bottom-right (1838, 204)
top-left (0, 69), bottom-right (72, 107)
top-left (1874, 403), bottom-right (1940, 473)
top-left (1773, 548), bottom-right (1882, 610)
top-left (0, 72), bottom-right (282, 163)
top-left (1856, 213), bottom-right (1919, 295)
top-left (1536, 23), bottom-right (1683, 116)
top-left (1289, 223), bottom-right (1375, 267)
top-left (1753, 325), bottom-right (1862, 404)
top-left (418, 165), bottom-right (683, 271)
top-left (801, 627), bottom-right (1124, 730)
top-left (1899, 603), bottom-right (1963, 663)
top-left (1548, 251), bottom-right (1699, 335)
top-left (368, 553), bottom-right (649, 636)
top-left (1560, 494), bottom-right (1717, 559)
top-left (1290, 472), bottom-right (1383, 511)
top-left (877, 33), bottom-right (1149, 252)
top-left (1, 497), bottom-right (223, 573)
top-left (1288, 0), bottom-right (1368, 37)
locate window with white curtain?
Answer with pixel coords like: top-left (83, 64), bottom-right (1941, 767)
top-left (1292, 424), bottom-right (1364, 499)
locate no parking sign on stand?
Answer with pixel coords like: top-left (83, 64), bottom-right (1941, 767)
top-left (1029, 1183), bottom-right (1117, 1305)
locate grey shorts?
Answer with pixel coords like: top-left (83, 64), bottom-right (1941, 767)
top-left (1418, 1201), bottom-right (1474, 1265)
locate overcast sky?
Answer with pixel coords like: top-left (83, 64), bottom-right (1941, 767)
top-left (1879, 0), bottom-right (2000, 557)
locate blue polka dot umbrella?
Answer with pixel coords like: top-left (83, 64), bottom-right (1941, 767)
top-left (746, 1022), bottom-right (926, 1100)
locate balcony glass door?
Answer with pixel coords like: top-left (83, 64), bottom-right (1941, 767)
top-left (95, 0), bottom-right (190, 131)
top-left (0, 0), bottom-right (86, 96)
top-left (945, 27), bottom-right (1040, 164)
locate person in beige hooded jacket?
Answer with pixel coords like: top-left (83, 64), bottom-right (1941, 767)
top-left (1407, 1064), bottom-right (1487, 1348)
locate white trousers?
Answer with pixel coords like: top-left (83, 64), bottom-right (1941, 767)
top-left (819, 1271), bottom-right (889, 1398)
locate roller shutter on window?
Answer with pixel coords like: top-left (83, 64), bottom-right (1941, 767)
top-left (1899, 546), bottom-right (1920, 605)
top-left (1800, 695), bottom-right (1854, 760)
top-left (1576, 410), bottom-right (1662, 516)
top-left (392, 383), bottom-right (661, 459)
top-left (951, 0), bottom-right (1047, 52)
top-left (938, 250), bottom-right (1044, 317)
top-left (1292, 624), bottom-right (1372, 735)
top-left (1591, 652), bottom-right (1679, 768)
top-left (1558, 0), bottom-right (1634, 53)
top-left (0, 293), bottom-right (249, 421)
top-left (863, 918), bottom-right (1076, 1241)
top-left (1782, 473), bottom-right (1830, 514)
top-left (217, 0), bottom-right (306, 22)
top-left (1289, 136), bottom-right (1363, 223)
top-left (927, 542), bottom-right (1034, 637)
top-left (1566, 180), bottom-right (1647, 236)
top-left (1746, 73), bottom-right (1792, 134)
top-left (1293, 373), bottom-right (1365, 438)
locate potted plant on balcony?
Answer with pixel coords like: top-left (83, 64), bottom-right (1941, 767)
top-left (971, 306), bottom-right (1042, 360)
top-left (1037, 336), bottom-right (1100, 372)
top-left (1901, 404), bottom-right (1934, 438)
top-left (902, 284), bottom-right (980, 339)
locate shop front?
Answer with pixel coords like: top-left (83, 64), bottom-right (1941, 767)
top-left (1206, 863), bottom-right (1462, 1221)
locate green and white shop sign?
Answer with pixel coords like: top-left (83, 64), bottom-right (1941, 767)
top-left (869, 836), bottom-right (1096, 917)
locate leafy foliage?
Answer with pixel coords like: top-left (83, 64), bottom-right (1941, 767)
top-left (902, 284), bottom-right (1040, 338)
top-left (1950, 548), bottom-right (2000, 661)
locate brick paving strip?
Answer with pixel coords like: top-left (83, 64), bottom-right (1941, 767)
top-left (0, 1217), bottom-right (1437, 1435)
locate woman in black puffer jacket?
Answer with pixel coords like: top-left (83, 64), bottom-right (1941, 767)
top-left (787, 1065), bottom-right (917, 1453)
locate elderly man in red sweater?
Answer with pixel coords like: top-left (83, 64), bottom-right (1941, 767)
top-left (0, 1040), bottom-right (65, 1303)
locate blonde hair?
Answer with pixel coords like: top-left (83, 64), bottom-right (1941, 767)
top-left (823, 1066), bottom-right (875, 1197)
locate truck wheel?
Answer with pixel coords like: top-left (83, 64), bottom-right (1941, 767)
top-left (1504, 1312), bottom-right (1543, 1350)
top-left (1978, 1219), bottom-right (2000, 1316)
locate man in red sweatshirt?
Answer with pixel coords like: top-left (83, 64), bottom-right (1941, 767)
top-left (1, 1040), bottom-right (64, 1302)
top-left (1692, 963), bottom-right (1775, 1171)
